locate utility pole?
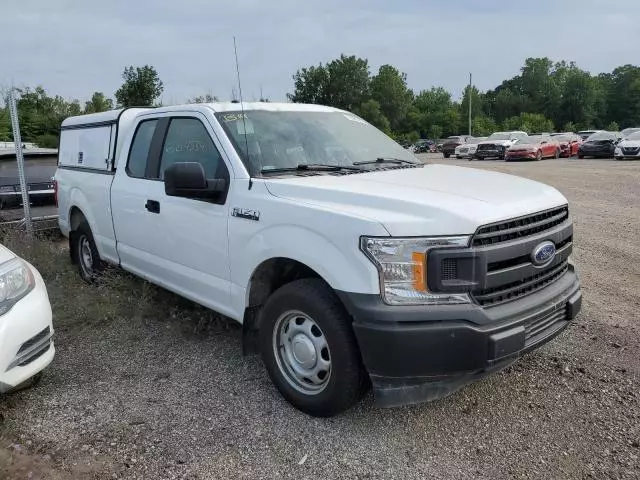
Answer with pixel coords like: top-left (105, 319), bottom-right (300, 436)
top-left (468, 72), bottom-right (472, 137)
top-left (8, 89), bottom-right (33, 236)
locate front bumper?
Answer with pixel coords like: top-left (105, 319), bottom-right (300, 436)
top-left (505, 151), bottom-right (536, 161)
top-left (339, 266), bottom-right (581, 407)
top-left (579, 147), bottom-right (614, 157)
top-left (0, 265), bottom-right (55, 393)
top-left (475, 147), bottom-right (506, 159)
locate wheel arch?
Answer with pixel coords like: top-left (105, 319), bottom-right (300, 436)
top-left (242, 257), bottom-right (339, 355)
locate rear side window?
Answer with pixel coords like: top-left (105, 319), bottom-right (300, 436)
top-left (127, 120), bottom-right (158, 178)
top-left (159, 118), bottom-right (225, 179)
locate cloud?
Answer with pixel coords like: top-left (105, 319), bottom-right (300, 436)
top-left (3, 0), bottom-right (639, 103)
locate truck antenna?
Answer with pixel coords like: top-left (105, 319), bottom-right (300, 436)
top-left (233, 36), bottom-right (253, 190)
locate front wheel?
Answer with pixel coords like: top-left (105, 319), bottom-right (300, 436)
top-left (536, 150), bottom-right (543, 161)
top-left (578, 153), bottom-right (584, 159)
top-left (554, 149), bottom-right (560, 159)
top-left (259, 279), bottom-right (368, 417)
top-left (443, 153), bottom-right (450, 159)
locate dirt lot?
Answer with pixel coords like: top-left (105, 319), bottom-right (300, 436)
top-left (1, 157), bottom-right (639, 479)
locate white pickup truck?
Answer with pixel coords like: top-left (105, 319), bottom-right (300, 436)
top-left (55, 103), bottom-right (581, 417)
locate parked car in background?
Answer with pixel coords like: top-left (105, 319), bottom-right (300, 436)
top-left (614, 130), bottom-right (640, 160)
top-left (441, 136), bottom-right (469, 158)
top-left (505, 135), bottom-right (560, 161)
top-left (0, 244), bottom-right (54, 394)
top-left (551, 133), bottom-right (582, 158)
top-left (620, 127), bottom-right (640, 138)
top-left (578, 131), bottom-right (620, 158)
top-left (413, 139), bottom-right (435, 153)
top-left (0, 148), bottom-right (57, 209)
top-left (577, 130), bottom-right (601, 141)
top-left (474, 131), bottom-right (528, 160)
top-left (455, 137), bottom-right (486, 159)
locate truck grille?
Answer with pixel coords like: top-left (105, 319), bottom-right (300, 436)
top-left (476, 144), bottom-right (496, 151)
top-left (473, 260), bottom-right (569, 307)
top-left (472, 205), bottom-right (569, 247)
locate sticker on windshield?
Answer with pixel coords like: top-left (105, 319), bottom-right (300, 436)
top-left (236, 119), bottom-right (254, 135)
top-left (221, 113), bottom-right (247, 122)
top-left (343, 113), bottom-right (367, 124)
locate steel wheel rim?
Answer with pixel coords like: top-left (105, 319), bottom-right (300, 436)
top-left (272, 310), bottom-right (331, 395)
top-left (79, 235), bottom-right (93, 277)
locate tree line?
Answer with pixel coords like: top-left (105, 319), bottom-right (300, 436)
top-left (289, 55), bottom-right (640, 141)
top-left (2, 56), bottom-right (640, 148)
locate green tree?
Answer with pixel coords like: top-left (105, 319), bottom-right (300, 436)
top-left (414, 87), bottom-right (460, 137)
top-left (606, 121), bottom-right (620, 131)
top-left (472, 115), bottom-right (498, 136)
top-left (288, 55), bottom-right (369, 111)
top-left (115, 65), bottom-right (164, 107)
top-left (427, 125), bottom-right (443, 140)
top-left (353, 99), bottom-right (390, 133)
top-left (84, 91), bottom-right (114, 113)
top-left (502, 112), bottom-right (554, 133)
top-left (369, 65), bottom-right (413, 132)
top-left (460, 85), bottom-right (484, 125)
top-left (0, 107), bottom-right (11, 141)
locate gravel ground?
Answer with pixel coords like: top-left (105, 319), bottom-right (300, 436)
top-left (1, 156), bottom-right (639, 479)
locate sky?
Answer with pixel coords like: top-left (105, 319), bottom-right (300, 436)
top-left (3, 0), bottom-right (640, 104)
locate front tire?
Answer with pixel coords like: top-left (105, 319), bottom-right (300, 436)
top-left (259, 279), bottom-right (367, 417)
top-left (71, 221), bottom-right (103, 283)
top-left (443, 153), bottom-right (450, 158)
top-left (554, 148), bottom-right (560, 159)
top-left (536, 150), bottom-right (543, 161)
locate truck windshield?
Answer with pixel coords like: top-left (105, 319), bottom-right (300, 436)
top-left (216, 110), bottom-right (417, 176)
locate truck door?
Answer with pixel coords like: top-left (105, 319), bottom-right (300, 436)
top-left (111, 113), bottom-right (233, 317)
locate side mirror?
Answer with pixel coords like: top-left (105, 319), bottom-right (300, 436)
top-left (164, 162), bottom-right (226, 199)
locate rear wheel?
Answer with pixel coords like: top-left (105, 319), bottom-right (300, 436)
top-left (259, 279), bottom-right (367, 417)
top-left (578, 153), bottom-right (584, 159)
top-left (554, 148), bottom-right (560, 159)
top-left (443, 153), bottom-right (450, 159)
top-left (71, 221), bottom-right (103, 283)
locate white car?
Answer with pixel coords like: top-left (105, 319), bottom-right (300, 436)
top-left (615, 130), bottom-right (640, 160)
top-left (455, 137), bottom-right (487, 159)
top-left (0, 244), bottom-right (54, 394)
top-left (474, 131), bottom-right (528, 160)
top-left (55, 103), bottom-right (581, 416)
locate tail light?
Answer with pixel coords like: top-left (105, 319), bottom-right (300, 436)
top-left (53, 179), bottom-right (58, 207)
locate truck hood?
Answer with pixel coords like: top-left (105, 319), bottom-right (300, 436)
top-left (264, 165), bottom-right (567, 236)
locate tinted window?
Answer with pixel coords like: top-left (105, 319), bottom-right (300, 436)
top-left (127, 120), bottom-right (157, 178)
top-left (160, 118), bottom-right (224, 179)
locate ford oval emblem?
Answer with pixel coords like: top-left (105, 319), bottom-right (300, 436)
top-left (532, 241), bottom-right (556, 266)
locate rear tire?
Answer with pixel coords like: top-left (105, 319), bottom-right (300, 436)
top-left (554, 148), bottom-right (560, 159)
top-left (444, 153), bottom-right (450, 159)
top-left (71, 221), bottom-right (103, 283)
top-left (578, 153), bottom-right (584, 159)
top-left (259, 278), bottom-right (368, 417)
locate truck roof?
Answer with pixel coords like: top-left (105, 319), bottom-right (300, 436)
top-left (60, 103), bottom-right (345, 129)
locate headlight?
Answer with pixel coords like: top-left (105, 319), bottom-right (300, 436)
top-left (360, 236), bottom-right (471, 305)
top-left (0, 258), bottom-right (35, 315)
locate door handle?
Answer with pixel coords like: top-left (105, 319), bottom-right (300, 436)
top-left (145, 199), bottom-right (160, 214)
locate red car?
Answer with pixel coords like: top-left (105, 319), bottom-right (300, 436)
top-left (505, 135), bottom-right (561, 161)
top-left (550, 133), bottom-right (582, 157)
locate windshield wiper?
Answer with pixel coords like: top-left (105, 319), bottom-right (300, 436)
top-left (260, 163), bottom-right (364, 175)
top-left (353, 157), bottom-right (418, 166)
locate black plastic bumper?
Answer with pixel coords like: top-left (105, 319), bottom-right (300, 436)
top-left (338, 267), bottom-right (582, 407)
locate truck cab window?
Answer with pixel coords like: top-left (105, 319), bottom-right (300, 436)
top-left (160, 118), bottom-right (224, 179)
top-left (127, 120), bottom-right (158, 178)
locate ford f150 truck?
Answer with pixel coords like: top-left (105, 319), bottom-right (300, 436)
top-left (55, 103), bottom-right (582, 417)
